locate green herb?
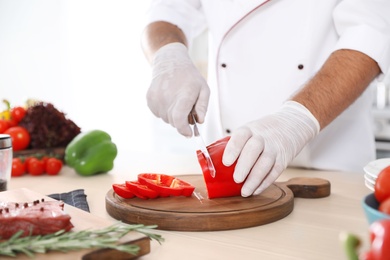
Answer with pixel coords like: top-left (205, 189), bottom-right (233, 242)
top-left (0, 222), bottom-right (164, 258)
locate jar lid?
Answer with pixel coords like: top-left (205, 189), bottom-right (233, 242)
top-left (0, 134), bottom-right (12, 149)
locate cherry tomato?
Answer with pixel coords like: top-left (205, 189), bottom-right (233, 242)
top-left (7, 119), bottom-right (18, 128)
top-left (4, 126), bottom-right (30, 151)
top-left (45, 158), bottom-right (63, 175)
top-left (23, 156), bottom-right (34, 168)
top-left (375, 166), bottom-right (390, 203)
top-left (112, 184), bottom-right (135, 199)
top-left (379, 197), bottom-right (390, 215)
top-left (11, 158), bottom-right (25, 177)
top-left (11, 106), bottom-right (26, 122)
top-left (27, 158), bottom-right (44, 176)
top-left (40, 156), bottom-right (49, 168)
top-left (0, 120), bottom-right (9, 134)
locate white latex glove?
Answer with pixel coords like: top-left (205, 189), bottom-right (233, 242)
top-left (147, 42), bottom-right (210, 137)
top-left (222, 101), bottom-right (320, 197)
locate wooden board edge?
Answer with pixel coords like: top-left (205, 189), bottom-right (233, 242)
top-left (81, 236), bottom-right (151, 260)
top-left (105, 189), bottom-right (295, 231)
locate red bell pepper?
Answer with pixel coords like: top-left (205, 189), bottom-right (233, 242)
top-left (126, 181), bottom-right (159, 199)
top-left (197, 136), bottom-right (243, 199)
top-left (138, 173), bottom-right (195, 197)
top-left (363, 219), bottom-right (390, 260)
top-left (112, 184), bottom-right (135, 199)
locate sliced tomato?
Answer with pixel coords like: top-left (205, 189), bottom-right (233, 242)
top-left (126, 181), bottom-right (159, 199)
top-left (112, 184), bottom-right (135, 199)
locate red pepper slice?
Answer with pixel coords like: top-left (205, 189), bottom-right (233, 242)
top-left (112, 184), bottom-right (135, 199)
top-left (197, 136), bottom-right (243, 199)
top-left (125, 181), bottom-right (159, 199)
top-left (138, 173), bottom-right (195, 197)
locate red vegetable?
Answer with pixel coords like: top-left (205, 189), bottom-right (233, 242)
top-left (4, 126), bottom-right (30, 151)
top-left (112, 184), bottom-right (135, 199)
top-left (112, 174), bottom-right (195, 199)
top-left (45, 158), bottom-right (63, 175)
top-left (363, 219), bottom-right (390, 260)
top-left (11, 106), bottom-right (26, 122)
top-left (138, 173), bottom-right (195, 197)
top-left (27, 158), bottom-right (45, 176)
top-left (197, 136), bottom-right (243, 199)
top-left (11, 158), bottom-right (25, 177)
top-left (0, 119), bottom-right (9, 133)
top-left (375, 166), bottom-right (390, 203)
top-left (126, 181), bottom-right (159, 199)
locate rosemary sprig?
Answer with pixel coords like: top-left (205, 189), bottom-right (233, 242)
top-left (0, 222), bottom-right (164, 258)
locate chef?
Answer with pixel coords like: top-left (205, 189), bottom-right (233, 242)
top-left (141, 0), bottom-right (390, 197)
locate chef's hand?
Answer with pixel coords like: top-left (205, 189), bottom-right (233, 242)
top-left (147, 42), bottom-right (210, 137)
top-left (222, 101), bottom-right (320, 197)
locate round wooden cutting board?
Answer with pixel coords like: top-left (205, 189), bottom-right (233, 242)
top-left (105, 175), bottom-right (330, 231)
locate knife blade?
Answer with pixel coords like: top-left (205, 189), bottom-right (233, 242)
top-left (191, 113), bottom-right (216, 178)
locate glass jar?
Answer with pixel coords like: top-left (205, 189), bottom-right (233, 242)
top-left (0, 134), bottom-right (12, 192)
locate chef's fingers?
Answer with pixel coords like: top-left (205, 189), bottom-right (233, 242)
top-left (240, 151), bottom-right (276, 197)
top-left (232, 136), bottom-right (265, 183)
top-left (168, 99), bottom-right (194, 138)
top-left (222, 127), bottom-right (252, 166)
top-left (253, 166), bottom-right (283, 196)
top-left (193, 86), bottom-right (210, 124)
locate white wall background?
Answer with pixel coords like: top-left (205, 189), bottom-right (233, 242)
top-left (0, 0), bottom-right (199, 155)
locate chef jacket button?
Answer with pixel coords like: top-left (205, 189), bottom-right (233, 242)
top-left (298, 64), bottom-right (304, 70)
top-left (226, 129), bottom-right (231, 134)
top-left (221, 63), bottom-right (227, 68)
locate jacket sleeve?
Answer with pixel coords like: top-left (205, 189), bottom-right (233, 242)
top-left (145, 0), bottom-right (207, 45)
top-left (333, 0), bottom-right (390, 74)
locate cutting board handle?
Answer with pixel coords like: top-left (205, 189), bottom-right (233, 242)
top-left (278, 177), bottom-right (331, 198)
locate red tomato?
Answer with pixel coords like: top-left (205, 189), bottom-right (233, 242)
top-left (11, 158), bottom-right (25, 177)
top-left (27, 158), bottom-right (44, 176)
top-left (45, 158), bottom-right (63, 175)
top-left (112, 184), bottom-right (135, 199)
top-left (379, 197), bottom-right (390, 215)
top-left (4, 126), bottom-right (30, 151)
top-left (375, 166), bottom-right (390, 203)
top-left (0, 120), bottom-right (9, 134)
top-left (23, 156), bottom-right (34, 168)
top-left (40, 156), bottom-right (49, 168)
top-left (11, 106), bottom-right (26, 122)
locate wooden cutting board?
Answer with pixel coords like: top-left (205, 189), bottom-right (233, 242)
top-left (0, 188), bottom-right (150, 259)
top-left (106, 175), bottom-right (331, 231)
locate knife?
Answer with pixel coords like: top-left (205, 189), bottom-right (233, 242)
top-left (191, 113), bottom-right (216, 178)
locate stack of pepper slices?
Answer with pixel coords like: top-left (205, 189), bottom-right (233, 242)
top-left (113, 174), bottom-right (195, 199)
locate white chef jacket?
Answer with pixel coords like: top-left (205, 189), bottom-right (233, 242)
top-left (146, 0), bottom-right (390, 172)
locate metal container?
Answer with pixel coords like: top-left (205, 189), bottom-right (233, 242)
top-left (0, 134), bottom-right (12, 191)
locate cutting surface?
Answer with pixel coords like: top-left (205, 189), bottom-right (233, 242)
top-left (106, 175), bottom-right (330, 231)
top-left (0, 188), bottom-right (150, 259)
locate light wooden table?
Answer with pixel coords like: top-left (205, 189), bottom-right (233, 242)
top-left (8, 150), bottom-right (372, 260)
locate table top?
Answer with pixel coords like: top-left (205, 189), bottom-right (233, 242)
top-left (8, 150), bottom-right (372, 260)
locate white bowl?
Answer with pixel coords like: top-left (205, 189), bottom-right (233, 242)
top-left (363, 158), bottom-right (390, 178)
top-left (364, 180), bottom-right (375, 191)
top-left (364, 174), bottom-right (376, 185)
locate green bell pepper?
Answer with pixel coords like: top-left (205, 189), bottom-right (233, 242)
top-left (65, 130), bottom-right (117, 176)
